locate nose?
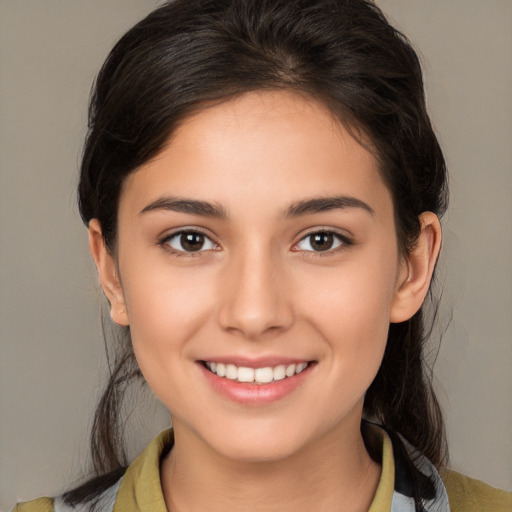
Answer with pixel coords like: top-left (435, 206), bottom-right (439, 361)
top-left (216, 246), bottom-right (294, 340)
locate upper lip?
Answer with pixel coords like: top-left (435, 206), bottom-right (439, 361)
top-left (198, 356), bottom-right (313, 368)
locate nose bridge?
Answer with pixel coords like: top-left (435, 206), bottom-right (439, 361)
top-left (217, 240), bottom-right (293, 339)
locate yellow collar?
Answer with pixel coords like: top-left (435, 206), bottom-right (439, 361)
top-left (113, 427), bottom-right (395, 512)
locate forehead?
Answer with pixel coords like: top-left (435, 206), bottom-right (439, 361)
top-left (120, 90), bottom-right (392, 220)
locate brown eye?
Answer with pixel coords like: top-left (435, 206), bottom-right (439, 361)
top-left (165, 230), bottom-right (216, 253)
top-left (181, 232), bottom-right (204, 251)
top-left (310, 232), bottom-right (334, 251)
top-left (296, 231), bottom-right (347, 252)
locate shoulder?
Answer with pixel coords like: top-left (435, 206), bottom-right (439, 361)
top-left (11, 497), bottom-right (54, 512)
top-left (441, 469), bottom-right (512, 512)
top-left (11, 429), bottom-right (173, 512)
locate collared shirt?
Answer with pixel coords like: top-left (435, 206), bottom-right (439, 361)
top-left (13, 427), bottom-right (512, 512)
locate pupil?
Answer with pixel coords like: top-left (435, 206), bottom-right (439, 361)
top-left (311, 232), bottom-right (333, 251)
top-left (182, 232), bottom-right (204, 251)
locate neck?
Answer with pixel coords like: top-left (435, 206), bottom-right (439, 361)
top-left (161, 418), bottom-right (381, 512)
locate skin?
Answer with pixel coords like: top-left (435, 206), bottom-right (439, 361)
top-left (90, 90), bottom-right (441, 512)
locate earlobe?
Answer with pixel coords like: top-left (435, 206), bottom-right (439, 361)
top-left (390, 212), bottom-right (442, 323)
top-left (88, 219), bottom-right (129, 326)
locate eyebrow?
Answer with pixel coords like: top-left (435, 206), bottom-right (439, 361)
top-left (284, 196), bottom-right (375, 217)
top-left (139, 195), bottom-right (374, 219)
top-left (140, 197), bottom-right (228, 218)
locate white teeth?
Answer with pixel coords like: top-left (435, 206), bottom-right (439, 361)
top-left (216, 363), bottom-right (226, 377)
top-left (237, 367), bottom-right (255, 382)
top-left (273, 365), bottom-right (286, 381)
top-left (205, 361), bottom-right (310, 383)
top-left (226, 364), bottom-right (238, 380)
top-left (285, 364), bottom-right (296, 377)
top-left (296, 362), bottom-right (308, 374)
top-left (255, 367), bottom-right (274, 384)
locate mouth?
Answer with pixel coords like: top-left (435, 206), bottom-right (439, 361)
top-left (199, 359), bottom-right (316, 405)
top-left (201, 360), bottom-right (313, 385)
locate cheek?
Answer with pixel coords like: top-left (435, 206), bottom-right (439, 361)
top-left (122, 248), bottom-right (213, 323)
top-left (119, 267), bottom-right (218, 417)
top-left (297, 250), bottom-right (398, 374)
top-left (118, 255), bottom-right (216, 376)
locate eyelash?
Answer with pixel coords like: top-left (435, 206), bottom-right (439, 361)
top-left (159, 229), bottom-right (353, 257)
top-left (293, 230), bottom-right (353, 256)
top-left (159, 229), bottom-right (218, 258)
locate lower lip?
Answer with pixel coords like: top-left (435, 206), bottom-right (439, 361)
top-left (199, 363), bottom-right (314, 405)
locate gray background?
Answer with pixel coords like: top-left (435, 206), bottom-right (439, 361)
top-left (1, 1), bottom-right (511, 509)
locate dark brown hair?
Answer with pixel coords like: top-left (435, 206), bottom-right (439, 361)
top-left (67, 0), bottom-right (448, 509)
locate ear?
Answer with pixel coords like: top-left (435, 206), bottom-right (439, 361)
top-left (88, 219), bottom-right (129, 326)
top-left (390, 212), bottom-right (442, 323)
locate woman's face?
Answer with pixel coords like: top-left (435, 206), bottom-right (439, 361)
top-left (104, 91), bottom-right (411, 461)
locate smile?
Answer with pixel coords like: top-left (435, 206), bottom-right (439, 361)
top-left (204, 361), bottom-right (310, 384)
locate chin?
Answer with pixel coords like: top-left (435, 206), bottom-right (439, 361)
top-left (194, 416), bottom-right (324, 464)
top-left (212, 435), bottom-right (305, 463)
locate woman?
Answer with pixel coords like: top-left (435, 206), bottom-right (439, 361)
top-left (13, 0), bottom-right (511, 511)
